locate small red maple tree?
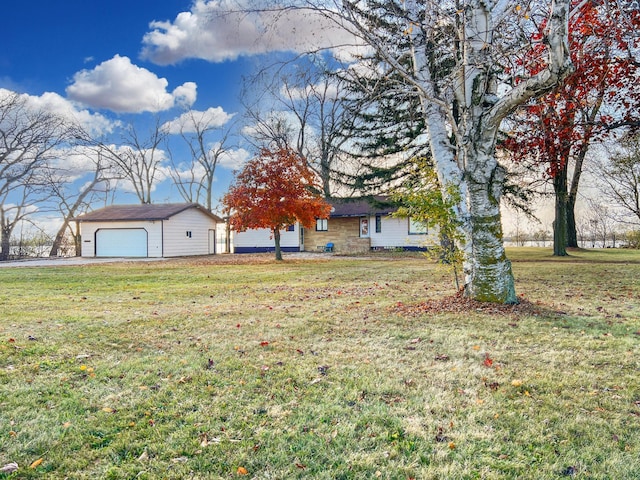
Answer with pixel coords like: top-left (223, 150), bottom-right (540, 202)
top-left (222, 147), bottom-right (331, 260)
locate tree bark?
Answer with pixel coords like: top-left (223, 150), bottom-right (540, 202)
top-left (1, 226), bottom-right (10, 261)
top-left (461, 151), bottom-right (518, 304)
top-left (566, 193), bottom-right (578, 248)
top-left (553, 169), bottom-right (569, 256)
top-left (49, 223), bottom-right (69, 257)
top-left (273, 228), bottom-right (283, 261)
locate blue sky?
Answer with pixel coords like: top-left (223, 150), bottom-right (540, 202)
top-left (1, 0), bottom-right (356, 233)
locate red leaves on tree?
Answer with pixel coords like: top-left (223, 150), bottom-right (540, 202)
top-left (505, 0), bottom-right (640, 177)
top-left (222, 147), bottom-right (331, 233)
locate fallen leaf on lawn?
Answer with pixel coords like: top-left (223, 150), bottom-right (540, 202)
top-left (295, 463), bottom-right (307, 469)
top-left (435, 430), bottom-right (449, 443)
top-left (137, 451), bottom-right (149, 462)
top-left (259, 341), bottom-right (269, 347)
top-left (101, 407), bottom-right (115, 413)
top-left (237, 466), bottom-right (248, 475)
top-left (29, 458), bottom-right (43, 469)
top-left (483, 354), bottom-right (493, 367)
top-left (62, 422), bottom-right (72, 429)
top-left (448, 442), bottom-right (456, 450)
top-left (511, 379), bottom-right (523, 387)
top-left (0, 462), bottom-right (18, 473)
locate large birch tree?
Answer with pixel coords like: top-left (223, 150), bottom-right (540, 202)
top-left (266, 0), bottom-right (574, 303)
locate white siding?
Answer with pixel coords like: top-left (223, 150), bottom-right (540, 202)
top-left (233, 225), bottom-right (301, 252)
top-left (80, 221), bottom-right (163, 257)
top-left (162, 209), bottom-right (217, 257)
top-left (370, 215), bottom-right (437, 249)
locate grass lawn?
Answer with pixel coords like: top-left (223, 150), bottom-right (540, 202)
top-left (0, 248), bottom-right (639, 479)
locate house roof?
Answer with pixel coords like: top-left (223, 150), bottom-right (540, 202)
top-left (329, 196), bottom-right (398, 217)
top-left (75, 203), bottom-right (223, 223)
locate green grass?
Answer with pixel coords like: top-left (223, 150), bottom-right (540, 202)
top-left (0, 248), bottom-right (639, 479)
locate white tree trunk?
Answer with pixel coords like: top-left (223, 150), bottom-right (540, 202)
top-left (404, 0), bottom-right (571, 303)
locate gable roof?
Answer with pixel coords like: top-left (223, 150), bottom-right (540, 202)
top-left (75, 203), bottom-right (223, 223)
top-left (329, 196), bottom-right (398, 217)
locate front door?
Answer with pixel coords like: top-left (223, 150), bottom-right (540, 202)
top-left (208, 229), bottom-right (216, 254)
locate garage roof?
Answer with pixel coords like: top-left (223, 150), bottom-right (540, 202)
top-left (75, 203), bottom-right (223, 223)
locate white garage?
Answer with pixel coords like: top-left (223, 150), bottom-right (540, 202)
top-left (75, 203), bottom-right (223, 258)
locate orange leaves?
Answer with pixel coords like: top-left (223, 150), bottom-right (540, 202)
top-left (222, 147), bottom-right (331, 234)
top-left (236, 466), bottom-right (248, 475)
top-left (29, 458), bottom-right (43, 469)
top-left (483, 354), bottom-right (494, 368)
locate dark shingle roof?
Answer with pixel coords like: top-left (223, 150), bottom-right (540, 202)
top-left (75, 203), bottom-right (223, 223)
top-left (329, 196), bottom-right (397, 217)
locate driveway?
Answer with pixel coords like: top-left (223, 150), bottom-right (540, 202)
top-left (0, 252), bottom-right (347, 268)
top-left (0, 256), bottom-right (170, 268)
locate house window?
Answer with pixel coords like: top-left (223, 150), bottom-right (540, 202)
top-left (360, 217), bottom-right (369, 237)
top-left (316, 218), bottom-right (328, 231)
top-left (286, 224), bottom-right (295, 232)
top-left (375, 215), bottom-right (382, 233)
top-left (408, 218), bottom-right (427, 234)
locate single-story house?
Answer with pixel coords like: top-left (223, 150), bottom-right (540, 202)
top-left (75, 203), bottom-right (223, 258)
top-left (232, 196), bottom-right (438, 254)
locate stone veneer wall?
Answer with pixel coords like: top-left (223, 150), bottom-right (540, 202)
top-left (303, 217), bottom-right (371, 254)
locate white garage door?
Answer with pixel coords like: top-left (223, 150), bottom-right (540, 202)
top-left (95, 228), bottom-right (148, 257)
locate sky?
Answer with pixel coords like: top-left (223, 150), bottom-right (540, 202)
top-left (1, 0), bottom-right (355, 234)
top-left (1, 0), bottom-right (605, 241)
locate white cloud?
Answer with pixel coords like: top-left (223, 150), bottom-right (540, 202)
top-left (218, 147), bottom-right (251, 170)
top-left (163, 107), bottom-right (235, 134)
top-left (0, 88), bottom-right (117, 136)
top-left (140, 0), bottom-right (360, 65)
top-left (66, 55), bottom-right (197, 113)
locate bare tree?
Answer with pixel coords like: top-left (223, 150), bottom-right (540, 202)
top-left (243, 67), bottom-right (353, 197)
top-left (46, 148), bottom-right (119, 256)
top-left (585, 198), bottom-right (617, 248)
top-left (0, 90), bottom-right (74, 260)
top-left (102, 119), bottom-right (168, 204)
top-left (593, 135), bottom-right (640, 226)
top-left (166, 109), bottom-right (235, 210)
